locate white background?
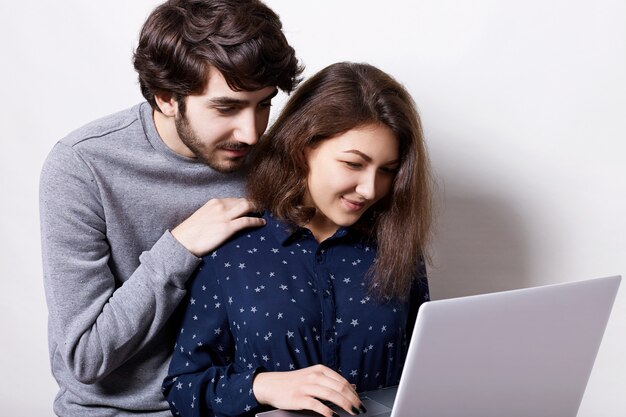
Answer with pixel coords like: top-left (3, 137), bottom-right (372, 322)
top-left (1, 1), bottom-right (624, 416)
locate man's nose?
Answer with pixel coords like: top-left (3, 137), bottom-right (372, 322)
top-left (233, 111), bottom-right (258, 145)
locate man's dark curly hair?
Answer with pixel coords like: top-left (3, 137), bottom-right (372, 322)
top-left (133, 0), bottom-right (303, 110)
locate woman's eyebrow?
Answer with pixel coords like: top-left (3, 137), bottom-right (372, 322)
top-left (343, 149), bottom-right (372, 162)
top-left (343, 149), bottom-right (400, 166)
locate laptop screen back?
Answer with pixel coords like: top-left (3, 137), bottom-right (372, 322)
top-left (392, 275), bottom-right (621, 417)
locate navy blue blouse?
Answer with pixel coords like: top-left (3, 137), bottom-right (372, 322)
top-left (163, 212), bottom-right (429, 417)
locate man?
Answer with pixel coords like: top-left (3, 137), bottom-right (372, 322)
top-left (39, 1), bottom-right (302, 416)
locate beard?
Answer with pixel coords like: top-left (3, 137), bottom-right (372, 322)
top-left (174, 111), bottom-right (250, 174)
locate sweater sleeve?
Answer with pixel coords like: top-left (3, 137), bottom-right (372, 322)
top-left (163, 258), bottom-right (263, 417)
top-left (39, 142), bottom-right (200, 384)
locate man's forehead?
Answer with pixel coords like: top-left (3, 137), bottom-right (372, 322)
top-left (203, 66), bottom-right (277, 100)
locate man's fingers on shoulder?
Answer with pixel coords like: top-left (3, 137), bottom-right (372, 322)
top-left (202, 197), bottom-right (245, 207)
top-left (227, 198), bottom-right (259, 217)
top-left (229, 215), bottom-right (266, 231)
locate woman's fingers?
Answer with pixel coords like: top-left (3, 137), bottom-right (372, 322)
top-left (252, 365), bottom-right (365, 416)
top-left (304, 365), bottom-right (363, 414)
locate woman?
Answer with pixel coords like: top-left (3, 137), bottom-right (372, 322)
top-left (162, 62), bottom-right (433, 417)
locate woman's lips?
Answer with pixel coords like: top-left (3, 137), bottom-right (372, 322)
top-left (342, 197), bottom-right (366, 211)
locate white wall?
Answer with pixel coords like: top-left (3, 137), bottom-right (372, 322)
top-left (1, 1), bottom-right (624, 416)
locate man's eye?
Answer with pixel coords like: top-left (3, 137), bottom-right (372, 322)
top-left (259, 101), bottom-right (273, 108)
top-left (215, 107), bottom-right (236, 114)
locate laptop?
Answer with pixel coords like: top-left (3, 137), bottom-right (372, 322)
top-left (257, 275), bottom-right (621, 417)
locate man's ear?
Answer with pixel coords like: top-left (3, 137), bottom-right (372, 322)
top-left (154, 93), bottom-right (178, 117)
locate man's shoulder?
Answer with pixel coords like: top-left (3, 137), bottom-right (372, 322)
top-left (60, 103), bottom-right (147, 149)
top-left (42, 103), bottom-right (151, 178)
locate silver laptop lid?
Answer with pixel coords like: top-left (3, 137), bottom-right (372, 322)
top-left (393, 275), bottom-right (621, 417)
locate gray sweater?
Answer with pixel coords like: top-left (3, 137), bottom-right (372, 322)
top-left (39, 102), bottom-right (246, 416)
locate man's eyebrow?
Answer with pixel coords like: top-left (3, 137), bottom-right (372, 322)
top-left (206, 89), bottom-right (278, 107)
top-left (343, 149), bottom-right (400, 165)
top-left (207, 97), bottom-right (248, 106)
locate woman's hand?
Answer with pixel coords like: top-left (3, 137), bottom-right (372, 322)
top-left (252, 365), bottom-right (367, 417)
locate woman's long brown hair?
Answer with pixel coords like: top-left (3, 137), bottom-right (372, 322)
top-left (247, 62), bottom-right (433, 301)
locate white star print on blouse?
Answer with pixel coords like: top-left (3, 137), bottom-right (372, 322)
top-left (162, 212), bottom-right (429, 417)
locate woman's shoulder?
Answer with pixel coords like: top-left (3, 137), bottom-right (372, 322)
top-left (200, 211), bottom-right (289, 262)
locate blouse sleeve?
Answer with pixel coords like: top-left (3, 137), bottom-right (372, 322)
top-left (162, 257), bottom-right (264, 417)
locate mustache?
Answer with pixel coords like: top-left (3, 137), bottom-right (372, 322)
top-left (218, 142), bottom-right (251, 151)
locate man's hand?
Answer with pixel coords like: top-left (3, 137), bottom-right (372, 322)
top-left (171, 198), bottom-right (265, 257)
top-left (252, 365), bottom-right (366, 417)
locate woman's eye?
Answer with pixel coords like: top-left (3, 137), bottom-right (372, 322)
top-left (381, 166), bottom-right (399, 174)
top-left (344, 161), bottom-right (362, 168)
